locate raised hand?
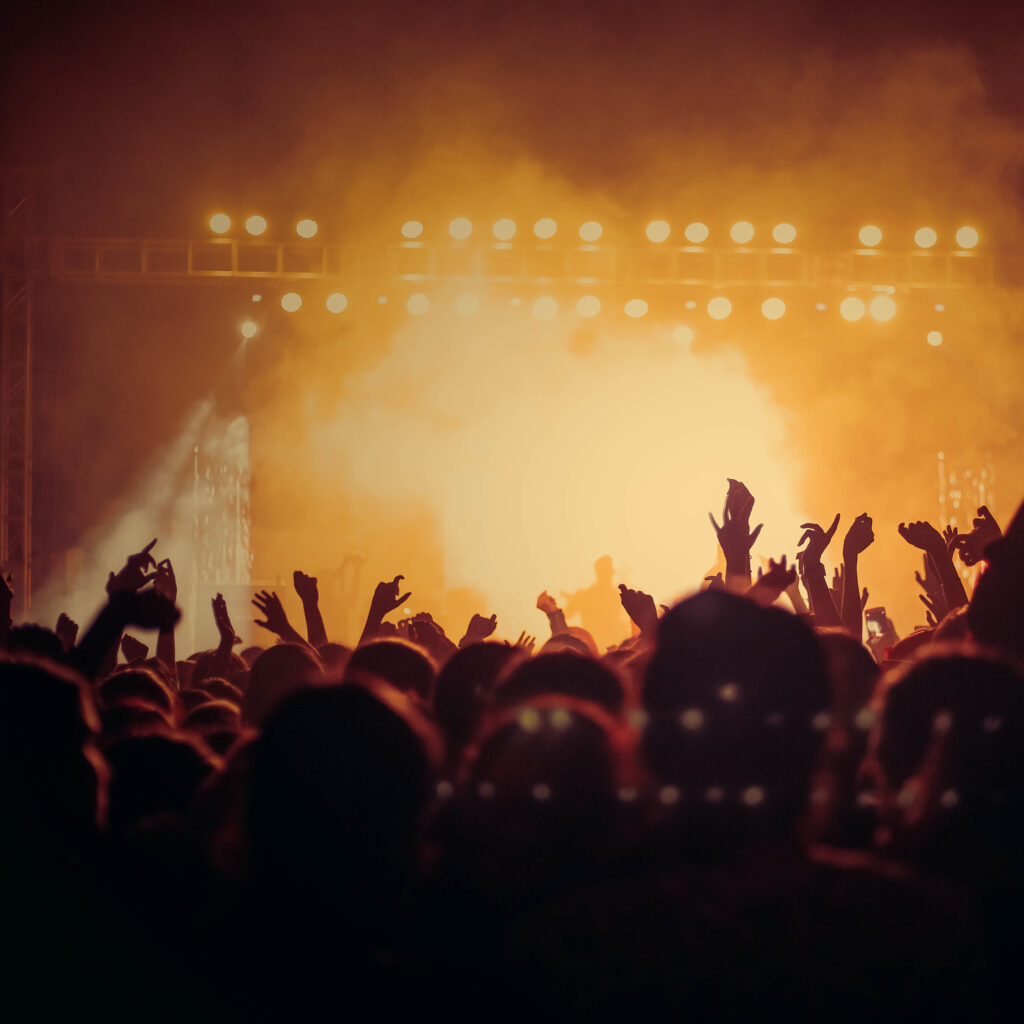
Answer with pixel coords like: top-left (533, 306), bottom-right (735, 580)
top-left (843, 513), bottom-right (874, 557)
top-left (514, 631), bottom-right (536, 654)
top-left (709, 479), bottom-right (763, 589)
top-left (796, 516), bottom-right (842, 628)
top-left (213, 593), bottom-right (242, 645)
top-left (293, 570), bottom-right (319, 605)
top-left (618, 583), bottom-right (658, 638)
top-left (409, 612), bottom-right (457, 661)
top-left (252, 589), bottom-right (298, 641)
top-left (703, 572), bottom-right (725, 591)
top-left (536, 589), bottom-right (569, 636)
top-left (460, 612), bottom-right (498, 648)
top-left (361, 575), bottom-right (412, 643)
top-left (153, 559), bottom-right (177, 602)
top-left (536, 591), bottom-right (559, 614)
top-left (55, 612), bottom-right (79, 651)
top-left (798, 514), bottom-right (841, 566)
top-left (942, 524), bottom-right (960, 560)
top-left (293, 569), bottom-right (328, 647)
top-left (748, 556), bottom-right (798, 607)
top-left (106, 539), bottom-right (158, 595)
top-left (954, 506), bottom-right (1002, 566)
top-left (899, 520), bottom-right (968, 613)
top-left (897, 520), bottom-right (944, 554)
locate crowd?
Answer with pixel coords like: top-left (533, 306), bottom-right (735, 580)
top-left (3, 478), bottom-right (1024, 1020)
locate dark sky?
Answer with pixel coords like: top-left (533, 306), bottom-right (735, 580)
top-left (3, 1), bottom-right (1023, 236)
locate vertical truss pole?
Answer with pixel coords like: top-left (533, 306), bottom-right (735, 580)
top-left (1, 175), bottom-right (34, 613)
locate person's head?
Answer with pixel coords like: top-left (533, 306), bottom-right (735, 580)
top-left (98, 667), bottom-right (175, 716)
top-left (345, 639), bottom-right (435, 702)
top-left (245, 643), bottom-right (323, 727)
top-left (642, 590), bottom-right (829, 842)
top-left (495, 650), bottom-right (626, 715)
top-left (192, 676), bottom-right (243, 708)
top-left (5, 624), bottom-right (67, 664)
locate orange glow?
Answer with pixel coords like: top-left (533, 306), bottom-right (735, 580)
top-left (645, 220), bottom-right (670, 243)
top-left (534, 218), bottom-right (558, 239)
top-left (579, 221), bottom-right (603, 242)
top-left (245, 215), bottom-right (267, 236)
top-left (532, 296), bottom-right (558, 320)
top-left (868, 295), bottom-right (896, 322)
top-left (624, 299), bottom-right (648, 318)
top-left (493, 218), bottom-right (516, 241)
top-left (407, 293), bottom-right (430, 315)
top-left (401, 220), bottom-right (424, 239)
top-left (914, 227), bottom-right (938, 248)
top-left (281, 292), bottom-right (302, 312)
top-left (684, 222), bottom-right (709, 244)
top-left (326, 293), bottom-right (348, 313)
top-left (707, 296), bottom-right (732, 319)
top-left (761, 297), bottom-right (786, 320)
top-left (858, 225), bottom-right (883, 247)
top-left (840, 296), bottom-right (865, 321)
top-left (209, 213), bottom-right (231, 234)
top-left (955, 226), bottom-right (978, 249)
top-left (771, 223), bottom-right (796, 245)
top-left (729, 221), bottom-right (754, 244)
top-left (449, 218), bottom-right (472, 240)
top-left (576, 295), bottom-right (601, 317)
top-left (296, 219), bottom-right (318, 239)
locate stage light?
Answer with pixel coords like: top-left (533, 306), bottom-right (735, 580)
top-left (761, 297), bottom-right (786, 320)
top-left (839, 296), bottom-right (865, 321)
top-left (407, 293), bottom-right (430, 315)
top-left (955, 226), bottom-right (978, 249)
top-left (326, 292), bottom-right (348, 313)
top-left (455, 294), bottom-right (479, 316)
top-left (209, 213), bottom-right (231, 234)
top-left (869, 295), bottom-right (896, 322)
top-left (730, 221), bottom-right (754, 244)
top-left (684, 299), bottom-right (697, 310)
top-left (927, 331), bottom-right (943, 347)
top-left (646, 220), bottom-right (670, 243)
top-left (914, 227), bottom-right (938, 249)
top-left (934, 303), bottom-right (945, 312)
top-left (576, 295), bottom-right (601, 317)
top-left (281, 292), bottom-right (302, 312)
top-left (858, 225), bottom-right (882, 247)
top-left (579, 221), bottom-right (602, 242)
top-left (815, 302), bottom-right (827, 311)
top-left (772, 223), bottom-right (796, 245)
top-left (534, 218), bottom-right (557, 239)
top-left (684, 222), bottom-right (709, 244)
top-left (493, 218), bottom-right (516, 241)
top-left (672, 325), bottom-right (695, 346)
top-left (707, 296), bottom-right (732, 320)
top-left (296, 219), bottom-right (318, 239)
top-left (401, 220), bottom-right (424, 240)
top-left (625, 299), bottom-right (648, 318)
top-left (240, 321), bottom-right (258, 339)
top-left (533, 296), bottom-right (558, 320)
top-left (245, 215), bottom-right (267, 236)
top-left (252, 294), bottom-right (262, 302)
top-left (449, 218), bottom-right (473, 240)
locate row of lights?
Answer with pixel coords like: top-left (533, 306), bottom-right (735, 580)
top-left (207, 213), bottom-right (979, 251)
top-left (257, 291), bottom-right (908, 322)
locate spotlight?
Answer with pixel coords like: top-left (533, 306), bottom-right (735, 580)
top-left (240, 321), bottom-right (258, 339)
top-left (815, 302), bottom-right (827, 311)
top-left (684, 222), bottom-right (709, 244)
top-left (684, 299), bottom-right (697, 310)
top-left (771, 223), bottom-right (796, 245)
top-left (730, 222), bottom-right (754, 244)
top-left (934, 303), bottom-right (945, 312)
top-left (534, 218), bottom-right (557, 239)
top-left (927, 331), bottom-right (943, 347)
top-left (955, 226), bottom-right (978, 250)
top-left (839, 296), bottom-right (865, 321)
top-left (449, 218), bottom-right (473, 240)
top-left (869, 295), bottom-right (896, 322)
top-left (579, 221), bottom-right (602, 242)
top-left (707, 296), bottom-right (732, 320)
top-left (624, 299), bottom-right (648, 318)
top-left (672, 325), bottom-right (695, 346)
top-left (858, 225), bottom-right (883, 247)
top-left (326, 292), bottom-right (348, 313)
top-left (576, 295), bottom-right (601, 317)
top-left (401, 220), bottom-right (424, 240)
top-left (455, 294), bottom-right (479, 316)
top-left (281, 292), bottom-right (302, 312)
top-left (245, 215), bottom-right (267, 236)
top-left (646, 220), bottom-right (670, 243)
top-left (532, 296), bottom-right (558, 320)
top-left (761, 297), bottom-right (786, 320)
top-left (407, 293), bottom-right (430, 315)
top-left (493, 218), bottom-right (516, 241)
top-left (209, 213), bottom-right (231, 234)
top-left (296, 219), bottom-right (318, 239)
top-left (914, 227), bottom-right (938, 249)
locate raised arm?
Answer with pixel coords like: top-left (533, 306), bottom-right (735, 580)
top-left (536, 590), bottom-right (569, 636)
top-left (709, 479), bottom-right (763, 592)
top-left (898, 520), bottom-right (968, 613)
top-left (293, 570), bottom-right (329, 648)
top-left (796, 514), bottom-right (843, 628)
top-left (360, 575), bottom-right (411, 644)
top-left (840, 513), bottom-right (874, 639)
